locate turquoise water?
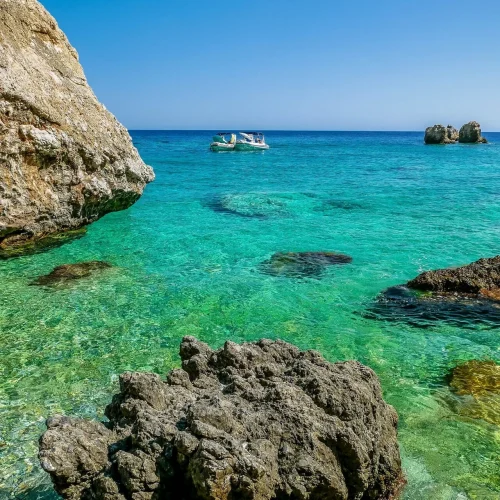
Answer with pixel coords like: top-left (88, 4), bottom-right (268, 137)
top-left (1, 131), bottom-right (499, 499)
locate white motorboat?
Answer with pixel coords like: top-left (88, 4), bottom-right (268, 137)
top-left (210, 133), bottom-right (236, 151)
top-left (234, 132), bottom-right (269, 151)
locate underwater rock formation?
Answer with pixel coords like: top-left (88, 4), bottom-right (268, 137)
top-left (259, 251), bottom-right (353, 278)
top-left (39, 336), bottom-right (403, 500)
top-left (424, 125), bottom-right (458, 144)
top-left (447, 360), bottom-right (500, 425)
top-left (0, 0), bottom-right (154, 255)
top-left (458, 121), bottom-right (487, 143)
top-left (32, 261), bottom-right (112, 286)
top-left (206, 193), bottom-right (290, 219)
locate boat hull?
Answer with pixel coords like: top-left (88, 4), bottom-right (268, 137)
top-left (210, 142), bottom-right (235, 152)
top-left (234, 142), bottom-right (269, 151)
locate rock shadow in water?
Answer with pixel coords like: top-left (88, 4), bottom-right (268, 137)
top-left (259, 251), bottom-right (352, 278)
top-left (31, 261), bottom-right (113, 287)
top-left (317, 199), bottom-right (366, 212)
top-left (364, 285), bottom-right (500, 329)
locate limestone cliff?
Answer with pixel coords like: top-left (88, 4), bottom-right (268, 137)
top-left (0, 0), bottom-right (154, 253)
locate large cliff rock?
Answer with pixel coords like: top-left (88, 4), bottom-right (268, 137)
top-left (39, 337), bottom-right (404, 500)
top-left (458, 121), bottom-right (487, 143)
top-left (0, 0), bottom-right (154, 253)
top-left (424, 124), bottom-right (458, 144)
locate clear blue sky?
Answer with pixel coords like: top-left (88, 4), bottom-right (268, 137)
top-left (41, 0), bottom-right (500, 131)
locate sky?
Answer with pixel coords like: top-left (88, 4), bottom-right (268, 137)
top-left (40, 0), bottom-right (500, 131)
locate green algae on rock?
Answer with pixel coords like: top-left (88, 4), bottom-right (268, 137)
top-left (259, 251), bottom-right (353, 278)
top-left (448, 360), bottom-right (500, 426)
top-left (32, 261), bottom-right (113, 286)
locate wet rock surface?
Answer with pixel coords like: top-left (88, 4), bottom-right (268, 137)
top-left (39, 336), bottom-right (403, 500)
top-left (32, 261), bottom-right (112, 286)
top-left (458, 121), bottom-right (487, 143)
top-left (0, 0), bottom-right (154, 254)
top-left (424, 125), bottom-right (458, 144)
top-left (406, 256), bottom-right (500, 295)
top-left (447, 360), bottom-right (500, 425)
top-left (260, 251), bottom-right (353, 278)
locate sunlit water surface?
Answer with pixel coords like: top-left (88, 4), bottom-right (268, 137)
top-left (1, 131), bottom-right (499, 499)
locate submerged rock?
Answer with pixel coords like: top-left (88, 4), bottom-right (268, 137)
top-left (39, 336), bottom-right (403, 500)
top-left (458, 121), bottom-right (487, 143)
top-left (0, 0), bottom-right (154, 255)
top-left (0, 227), bottom-right (86, 260)
top-left (32, 261), bottom-right (112, 286)
top-left (424, 124), bottom-right (458, 144)
top-left (447, 360), bottom-right (500, 425)
top-left (260, 251), bottom-right (353, 278)
top-left (206, 193), bottom-right (289, 219)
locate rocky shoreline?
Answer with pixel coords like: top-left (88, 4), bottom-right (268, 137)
top-left (39, 337), bottom-right (404, 500)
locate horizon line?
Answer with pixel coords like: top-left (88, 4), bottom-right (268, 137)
top-left (127, 129), bottom-right (500, 133)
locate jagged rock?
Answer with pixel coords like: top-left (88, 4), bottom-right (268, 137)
top-left (259, 251), bottom-right (353, 278)
top-left (458, 121), bottom-right (487, 143)
top-left (367, 257), bottom-right (500, 328)
top-left (424, 124), bottom-right (458, 144)
top-left (39, 337), bottom-right (404, 500)
top-left (0, 0), bottom-right (154, 255)
top-left (447, 360), bottom-right (500, 425)
top-left (407, 256), bottom-right (500, 294)
top-left (31, 261), bottom-right (112, 286)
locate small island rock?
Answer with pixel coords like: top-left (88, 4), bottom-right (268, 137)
top-left (0, 0), bottom-right (154, 255)
top-left (458, 121), bottom-right (487, 143)
top-left (39, 336), bottom-right (403, 500)
top-left (424, 124), bottom-right (458, 144)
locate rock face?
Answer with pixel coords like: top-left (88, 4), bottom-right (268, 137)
top-left (260, 251), bottom-right (353, 278)
top-left (39, 337), bottom-right (403, 500)
top-left (0, 0), bottom-right (154, 254)
top-left (458, 121), bottom-right (487, 143)
top-left (424, 124), bottom-right (458, 144)
top-left (32, 260), bottom-right (112, 286)
top-left (407, 256), bottom-right (500, 295)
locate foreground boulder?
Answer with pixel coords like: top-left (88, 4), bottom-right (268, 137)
top-left (260, 251), bottom-right (352, 278)
top-left (367, 257), bottom-right (500, 328)
top-left (32, 261), bottom-right (112, 286)
top-left (39, 337), bottom-right (403, 499)
top-left (424, 124), bottom-right (458, 144)
top-left (458, 121), bottom-right (487, 143)
top-left (0, 0), bottom-right (154, 255)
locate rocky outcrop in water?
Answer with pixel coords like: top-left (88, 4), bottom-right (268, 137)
top-left (406, 256), bottom-right (500, 295)
top-left (367, 257), bottom-right (500, 328)
top-left (39, 336), bottom-right (403, 499)
top-left (424, 125), bottom-right (458, 144)
top-left (0, 0), bottom-right (154, 255)
top-left (32, 260), bottom-right (112, 286)
top-left (260, 251), bottom-right (352, 278)
top-left (458, 121), bottom-right (487, 143)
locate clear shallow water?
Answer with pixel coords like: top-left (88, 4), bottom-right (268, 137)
top-left (1, 131), bottom-right (499, 499)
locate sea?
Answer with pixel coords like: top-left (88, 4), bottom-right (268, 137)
top-left (1, 131), bottom-right (499, 499)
